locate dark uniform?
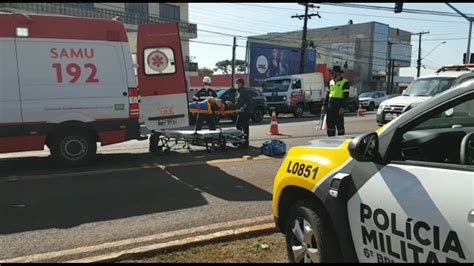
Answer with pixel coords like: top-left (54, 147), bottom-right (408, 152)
top-left (323, 66), bottom-right (350, 137)
top-left (193, 87), bottom-right (218, 131)
top-left (235, 80), bottom-right (254, 147)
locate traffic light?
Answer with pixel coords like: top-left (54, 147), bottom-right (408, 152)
top-left (394, 2), bottom-right (403, 13)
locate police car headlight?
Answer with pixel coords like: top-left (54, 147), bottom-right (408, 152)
top-left (283, 96), bottom-right (287, 101)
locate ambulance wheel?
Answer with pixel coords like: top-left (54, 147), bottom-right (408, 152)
top-left (285, 200), bottom-right (340, 263)
top-left (51, 131), bottom-right (97, 166)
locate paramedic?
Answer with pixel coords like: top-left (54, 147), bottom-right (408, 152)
top-left (321, 65), bottom-right (350, 137)
top-left (234, 78), bottom-right (254, 148)
top-left (194, 76), bottom-right (218, 131)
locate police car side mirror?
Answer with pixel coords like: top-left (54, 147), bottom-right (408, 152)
top-left (349, 132), bottom-right (379, 162)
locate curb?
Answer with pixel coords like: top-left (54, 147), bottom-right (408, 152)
top-left (67, 223), bottom-right (277, 263)
top-left (0, 216), bottom-right (274, 263)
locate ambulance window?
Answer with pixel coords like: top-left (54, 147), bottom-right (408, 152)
top-left (143, 47), bottom-right (176, 75)
top-left (394, 96), bottom-right (474, 166)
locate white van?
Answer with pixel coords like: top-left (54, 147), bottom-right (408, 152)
top-left (0, 13), bottom-right (189, 165)
top-left (262, 73), bottom-right (325, 117)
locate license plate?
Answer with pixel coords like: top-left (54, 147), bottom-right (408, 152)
top-left (385, 113), bottom-right (398, 121)
top-left (269, 106), bottom-right (276, 110)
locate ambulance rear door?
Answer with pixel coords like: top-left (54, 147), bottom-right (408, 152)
top-left (137, 23), bottom-right (189, 131)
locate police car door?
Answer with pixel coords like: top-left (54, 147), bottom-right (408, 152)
top-left (347, 94), bottom-right (474, 263)
top-left (137, 23), bottom-right (189, 131)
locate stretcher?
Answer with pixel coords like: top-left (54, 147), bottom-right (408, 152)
top-left (149, 98), bottom-right (245, 153)
top-left (188, 97), bottom-right (239, 115)
top-left (149, 127), bottom-right (245, 153)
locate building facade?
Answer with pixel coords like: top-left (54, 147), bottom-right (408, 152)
top-left (0, 2), bottom-right (198, 77)
top-left (249, 22), bottom-right (412, 93)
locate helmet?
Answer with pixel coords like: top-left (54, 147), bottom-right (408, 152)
top-left (202, 76), bottom-right (212, 84)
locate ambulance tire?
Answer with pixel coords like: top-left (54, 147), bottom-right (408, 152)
top-left (285, 200), bottom-right (340, 263)
top-left (50, 130), bottom-right (97, 166)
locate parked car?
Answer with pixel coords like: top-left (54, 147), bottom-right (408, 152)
top-left (216, 87), bottom-right (267, 123)
top-left (189, 87), bottom-right (267, 125)
top-left (347, 95), bottom-right (359, 113)
top-left (358, 91), bottom-right (388, 111)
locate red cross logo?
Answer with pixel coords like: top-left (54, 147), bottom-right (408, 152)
top-left (147, 50), bottom-right (168, 72)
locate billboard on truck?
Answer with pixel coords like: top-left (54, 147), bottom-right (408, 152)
top-left (248, 41), bottom-right (316, 87)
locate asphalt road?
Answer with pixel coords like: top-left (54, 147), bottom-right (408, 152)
top-left (0, 113), bottom-right (378, 261)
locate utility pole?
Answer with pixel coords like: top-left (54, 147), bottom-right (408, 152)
top-left (231, 36), bottom-right (236, 88)
top-left (446, 3), bottom-right (473, 64)
top-left (390, 59), bottom-right (395, 94)
top-left (292, 3), bottom-right (320, 74)
top-left (413, 31), bottom-right (430, 78)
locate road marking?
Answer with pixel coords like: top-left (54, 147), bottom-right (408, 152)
top-left (0, 215), bottom-right (273, 263)
top-left (0, 156), bottom-right (275, 183)
top-left (67, 223), bottom-right (277, 263)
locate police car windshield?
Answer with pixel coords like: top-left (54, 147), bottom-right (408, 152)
top-left (263, 79), bottom-right (291, 92)
top-left (402, 78), bottom-right (455, 97)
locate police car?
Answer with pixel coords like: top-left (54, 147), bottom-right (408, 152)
top-left (272, 80), bottom-right (474, 262)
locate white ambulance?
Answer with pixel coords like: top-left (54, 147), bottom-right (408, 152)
top-left (0, 12), bottom-right (189, 165)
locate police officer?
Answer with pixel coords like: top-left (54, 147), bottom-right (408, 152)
top-left (234, 78), bottom-right (254, 148)
top-left (193, 76), bottom-right (218, 131)
top-left (322, 65), bottom-right (350, 137)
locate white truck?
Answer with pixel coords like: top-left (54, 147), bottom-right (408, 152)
top-left (261, 73), bottom-right (325, 117)
top-left (0, 12), bottom-right (189, 165)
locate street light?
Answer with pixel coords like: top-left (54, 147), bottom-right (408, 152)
top-left (422, 41), bottom-right (447, 60)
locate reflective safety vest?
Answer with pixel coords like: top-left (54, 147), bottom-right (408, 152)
top-left (329, 79), bottom-right (349, 99)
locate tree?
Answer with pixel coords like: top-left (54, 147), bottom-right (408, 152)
top-left (198, 67), bottom-right (214, 77)
top-left (214, 60), bottom-right (248, 74)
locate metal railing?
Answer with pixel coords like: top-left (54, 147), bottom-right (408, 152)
top-left (0, 2), bottom-right (197, 37)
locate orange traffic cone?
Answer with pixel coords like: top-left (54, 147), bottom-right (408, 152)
top-left (268, 111), bottom-right (281, 135)
top-left (357, 104), bottom-right (364, 117)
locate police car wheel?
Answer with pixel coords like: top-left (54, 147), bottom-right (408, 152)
top-left (285, 200), bottom-right (340, 263)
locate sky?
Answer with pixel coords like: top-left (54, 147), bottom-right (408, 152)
top-left (188, 2), bottom-right (474, 78)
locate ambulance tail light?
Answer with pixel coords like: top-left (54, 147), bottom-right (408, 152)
top-left (128, 87), bottom-right (140, 119)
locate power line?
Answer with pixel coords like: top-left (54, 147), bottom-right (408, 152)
top-left (233, 3), bottom-right (466, 24)
top-left (319, 3), bottom-right (474, 18)
top-left (66, 3), bottom-right (452, 69)
top-left (191, 5), bottom-right (300, 32)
